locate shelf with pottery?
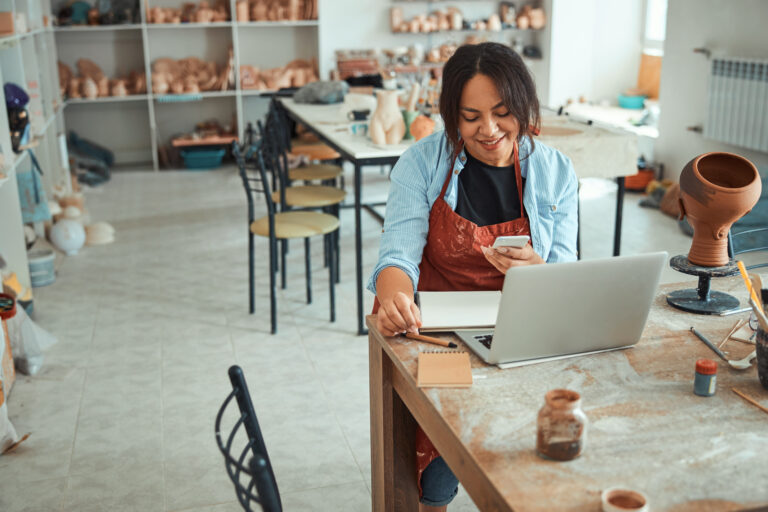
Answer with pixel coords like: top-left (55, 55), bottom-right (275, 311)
top-left (154, 90), bottom-right (237, 101)
top-left (66, 94), bottom-right (150, 105)
top-left (146, 22), bottom-right (234, 29)
top-left (237, 20), bottom-right (318, 27)
top-left (53, 24), bottom-right (143, 32)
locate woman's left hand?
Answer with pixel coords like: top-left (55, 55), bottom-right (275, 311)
top-left (481, 244), bottom-right (545, 274)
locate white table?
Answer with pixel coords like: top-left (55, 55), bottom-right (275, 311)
top-left (279, 99), bottom-right (639, 335)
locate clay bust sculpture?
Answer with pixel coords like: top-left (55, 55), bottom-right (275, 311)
top-left (678, 152), bottom-right (761, 267)
top-left (369, 90), bottom-right (406, 145)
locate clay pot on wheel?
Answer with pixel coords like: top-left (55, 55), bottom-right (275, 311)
top-left (679, 152), bottom-right (761, 267)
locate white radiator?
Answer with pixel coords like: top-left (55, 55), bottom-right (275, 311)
top-left (704, 57), bottom-right (768, 152)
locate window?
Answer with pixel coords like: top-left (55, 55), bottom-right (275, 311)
top-left (643, 0), bottom-right (667, 55)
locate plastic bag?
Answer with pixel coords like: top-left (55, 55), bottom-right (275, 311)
top-left (6, 305), bottom-right (57, 376)
top-left (0, 324), bottom-right (18, 453)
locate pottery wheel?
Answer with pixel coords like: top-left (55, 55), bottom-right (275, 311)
top-left (667, 255), bottom-right (741, 315)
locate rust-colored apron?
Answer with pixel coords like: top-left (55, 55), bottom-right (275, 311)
top-left (413, 142), bottom-right (531, 494)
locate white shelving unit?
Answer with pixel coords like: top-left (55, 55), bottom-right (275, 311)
top-left (0, 0), bottom-right (69, 293)
top-left (53, 0), bottom-right (319, 170)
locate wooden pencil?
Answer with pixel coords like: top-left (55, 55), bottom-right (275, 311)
top-left (732, 388), bottom-right (768, 416)
top-left (405, 332), bottom-right (458, 349)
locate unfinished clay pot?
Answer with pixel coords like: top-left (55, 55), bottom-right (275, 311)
top-left (390, 7), bottom-right (403, 32)
top-left (410, 115), bottom-right (436, 142)
top-left (111, 80), bottom-right (128, 97)
top-left (369, 90), bottom-right (405, 145)
top-left (97, 76), bottom-right (109, 97)
top-left (82, 77), bottom-right (98, 99)
top-left (679, 152), bottom-right (761, 267)
top-left (236, 0), bottom-right (249, 21)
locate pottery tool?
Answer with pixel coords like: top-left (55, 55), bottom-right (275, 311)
top-left (690, 327), bottom-right (728, 361)
top-left (405, 332), bottom-right (457, 349)
top-left (718, 318), bottom-right (747, 349)
top-left (732, 388), bottom-right (768, 416)
top-left (737, 261), bottom-right (762, 311)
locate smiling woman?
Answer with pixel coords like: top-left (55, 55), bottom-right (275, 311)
top-left (366, 42), bottom-right (579, 512)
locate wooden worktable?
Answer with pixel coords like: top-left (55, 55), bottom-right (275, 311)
top-left (368, 277), bottom-right (768, 511)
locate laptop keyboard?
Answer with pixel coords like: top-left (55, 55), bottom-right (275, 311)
top-left (474, 334), bottom-right (493, 349)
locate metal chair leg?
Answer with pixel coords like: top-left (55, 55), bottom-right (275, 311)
top-left (249, 230), bottom-right (255, 314)
top-left (280, 239), bottom-right (287, 289)
top-left (269, 237), bottom-right (277, 334)
top-left (329, 230), bottom-right (336, 322)
top-left (305, 238), bottom-right (312, 304)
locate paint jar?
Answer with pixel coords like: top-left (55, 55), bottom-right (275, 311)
top-left (756, 327), bottom-right (768, 391)
top-left (536, 389), bottom-right (587, 461)
top-left (693, 359), bottom-right (717, 396)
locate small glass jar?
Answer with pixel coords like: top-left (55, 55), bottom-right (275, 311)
top-left (536, 389), bottom-right (588, 461)
top-left (693, 358), bottom-right (717, 396)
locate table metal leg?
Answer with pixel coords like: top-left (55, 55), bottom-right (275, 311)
top-left (355, 163), bottom-right (367, 335)
top-left (613, 177), bottom-right (625, 257)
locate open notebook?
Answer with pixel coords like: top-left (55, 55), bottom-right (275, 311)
top-left (417, 351), bottom-right (473, 388)
top-left (417, 291), bottom-right (501, 332)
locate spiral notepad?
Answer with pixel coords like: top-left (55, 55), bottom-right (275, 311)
top-left (417, 351), bottom-right (473, 388)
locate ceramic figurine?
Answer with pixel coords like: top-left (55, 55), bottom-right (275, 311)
top-left (678, 152), bottom-right (761, 267)
top-left (529, 8), bottom-right (546, 30)
top-left (500, 2), bottom-right (516, 25)
top-left (448, 8), bottom-right (463, 30)
top-left (111, 79), bottom-right (128, 97)
top-left (487, 14), bottom-right (502, 31)
top-left (82, 77), bottom-right (98, 99)
top-left (97, 76), bottom-right (109, 97)
top-left (236, 0), bottom-right (249, 21)
top-left (288, 0), bottom-right (300, 20)
top-left (152, 74), bottom-right (169, 95)
top-left (252, 1), bottom-right (267, 21)
top-left (437, 11), bottom-right (450, 31)
top-left (88, 8), bottom-right (99, 25)
top-left (171, 79), bottom-right (185, 95)
top-left (68, 78), bottom-right (82, 98)
top-left (516, 11), bottom-right (530, 30)
top-left (409, 18), bottom-right (420, 33)
top-left (369, 90), bottom-right (406, 145)
top-left (390, 7), bottom-right (403, 32)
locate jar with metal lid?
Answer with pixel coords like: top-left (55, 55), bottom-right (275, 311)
top-left (693, 358), bottom-right (717, 396)
top-left (536, 389), bottom-right (588, 461)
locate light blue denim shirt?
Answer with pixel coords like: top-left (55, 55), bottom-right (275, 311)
top-left (367, 130), bottom-right (579, 295)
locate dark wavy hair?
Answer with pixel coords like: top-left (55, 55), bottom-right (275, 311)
top-left (439, 42), bottom-right (540, 154)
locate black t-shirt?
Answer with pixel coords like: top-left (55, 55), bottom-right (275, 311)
top-left (454, 150), bottom-right (525, 227)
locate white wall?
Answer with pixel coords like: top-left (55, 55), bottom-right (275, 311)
top-left (655, 0), bottom-right (768, 181)
top-left (546, 0), bottom-right (643, 108)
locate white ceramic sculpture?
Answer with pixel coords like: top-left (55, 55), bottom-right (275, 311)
top-left (50, 219), bottom-right (86, 256)
top-left (85, 222), bottom-right (115, 246)
top-left (369, 90), bottom-right (406, 145)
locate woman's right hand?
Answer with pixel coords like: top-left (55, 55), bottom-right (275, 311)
top-left (376, 291), bottom-right (422, 337)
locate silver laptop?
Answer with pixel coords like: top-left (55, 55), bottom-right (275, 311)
top-left (456, 252), bottom-right (667, 367)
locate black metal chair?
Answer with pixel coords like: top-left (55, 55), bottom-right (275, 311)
top-left (728, 227), bottom-right (768, 270)
top-left (233, 140), bottom-right (337, 334)
top-left (215, 365), bottom-right (282, 512)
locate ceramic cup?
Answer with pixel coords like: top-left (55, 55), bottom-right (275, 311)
top-left (601, 488), bottom-right (649, 512)
top-left (347, 109), bottom-right (370, 121)
top-left (757, 326), bottom-right (768, 390)
top-left (348, 122), bottom-right (368, 137)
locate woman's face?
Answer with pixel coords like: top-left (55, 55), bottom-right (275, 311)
top-left (458, 73), bottom-right (519, 167)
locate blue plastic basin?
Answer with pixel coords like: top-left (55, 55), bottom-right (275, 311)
top-left (180, 148), bottom-right (226, 170)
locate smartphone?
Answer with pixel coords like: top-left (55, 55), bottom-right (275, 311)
top-left (492, 235), bottom-right (530, 249)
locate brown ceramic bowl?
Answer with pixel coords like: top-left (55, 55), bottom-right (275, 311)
top-left (679, 152), bottom-right (761, 267)
top-left (601, 488), bottom-right (648, 512)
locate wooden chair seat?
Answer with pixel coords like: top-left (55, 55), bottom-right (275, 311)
top-left (289, 143), bottom-right (341, 161)
top-left (251, 211), bottom-right (339, 239)
top-left (289, 163), bottom-right (343, 181)
top-left (271, 186), bottom-right (346, 208)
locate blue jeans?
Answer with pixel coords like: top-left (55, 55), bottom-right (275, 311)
top-left (420, 456), bottom-right (459, 507)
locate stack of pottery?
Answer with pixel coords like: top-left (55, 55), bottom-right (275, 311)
top-left (236, 0), bottom-right (318, 22)
top-left (152, 52), bottom-right (235, 94)
top-left (678, 152), bottom-right (761, 267)
top-left (240, 59), bottom-right (319, 90)
top-left (59, 60), bottom-right (146, 100)
top-left (147, 0), bottom-right (230, 24)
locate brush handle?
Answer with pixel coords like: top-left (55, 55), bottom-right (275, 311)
top-left (690, 327), bottom-right (728, 361)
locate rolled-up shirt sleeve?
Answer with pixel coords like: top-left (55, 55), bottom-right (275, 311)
top-left (547, 153), bottom-right (579, 263)
top-left (367, 147), bottom-right (433, 296)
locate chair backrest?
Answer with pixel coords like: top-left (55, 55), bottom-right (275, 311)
top-left (233, 140), bottom-right (277, 225)
top-left (215, 365), bottom-right (283, 512)
top-left (728, 227), bottom-right (768, 270)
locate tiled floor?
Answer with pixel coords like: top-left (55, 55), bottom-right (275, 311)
top-left (1, 165), bottom-right (700, 511)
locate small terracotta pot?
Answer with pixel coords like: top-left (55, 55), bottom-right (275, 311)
top-left (679, 152), bottom-right (761, 267)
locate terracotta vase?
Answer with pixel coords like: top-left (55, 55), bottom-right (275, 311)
top-left (679, 152), bottom-right (761, 267)
top-left (369, 90), bottom-right (405, 145)
top-left (410, 115), bottom-right (436, 141)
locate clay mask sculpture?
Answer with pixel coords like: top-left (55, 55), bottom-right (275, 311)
top-left (369, 90), bottom-right (405, 145)
top-left (679, 152), bottom-right (761, 267)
